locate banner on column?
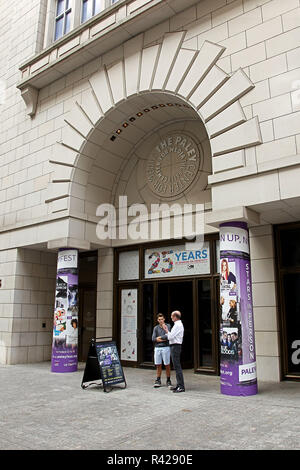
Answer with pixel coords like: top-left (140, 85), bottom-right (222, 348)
top-left (219, 222), bottom-right (258, 396)
top-left (51, 249), bottom-right (79, 373)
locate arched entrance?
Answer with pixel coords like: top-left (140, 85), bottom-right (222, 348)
top-left (46, 31), bottom-right (261, 214)
top-left (46, 31), bottom-right (262, 372)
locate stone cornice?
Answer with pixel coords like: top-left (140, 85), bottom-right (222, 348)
top-left (17, 0), bottom-right (200, 96)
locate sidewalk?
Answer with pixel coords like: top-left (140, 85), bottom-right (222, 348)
top-left (0, 362), bottom-right (299, 450)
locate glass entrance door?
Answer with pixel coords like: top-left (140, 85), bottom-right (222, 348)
top-left (78, 287), bottom-right (96, 362)
top-left (197, 279), bottom-right (213, 368)
top-left (282, 273), bottom-right (300, 376)
top-left (157, 281), bottom-right (194, 368)
top-left (140, 281), bottom-right (194, 368)
top-left (115, 237), bottom-right (221, 372)
top-left (275, 223), bottom-right (300, 380)
top-left (78, 252), bottom-right (97, 362)
top-left (142, 283), bottom-right (155, 364)
top-left (140, 279), bottom-right (220, 371)
top-left (195, 278), bottom-right (220, 373)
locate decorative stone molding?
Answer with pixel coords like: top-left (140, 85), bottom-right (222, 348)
top-left (47, 238), bottom-right (91, 251)
top-left (46, 32), bottom-right (262, 214)
top-left (20, 86), bottom-right (39, 117)
top-left (145, 132), bottom-right (201, 199)
top-left (17, 0), bottom-right (200, 91)
top-left (205, 207), bottom-right (261, 228)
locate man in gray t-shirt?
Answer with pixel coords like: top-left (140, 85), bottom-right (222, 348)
top-left (152, 313), bottom-right (172, 388)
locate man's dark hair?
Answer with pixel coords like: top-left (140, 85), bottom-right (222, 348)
top-left (157, 313), bottom-right (165, 320)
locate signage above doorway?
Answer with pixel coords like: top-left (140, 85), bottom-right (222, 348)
top-left (144, 243), bottom-right (210, 279)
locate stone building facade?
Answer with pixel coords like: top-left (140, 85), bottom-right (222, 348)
top-left (1, 0), bottom-right (300, 383)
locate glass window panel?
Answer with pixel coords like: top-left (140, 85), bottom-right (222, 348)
top-left (79, 254), bottom-right (97, 284)
top-left (118, 251), bottom-right (139, 281)
top-left (56, 0), bottom-right (65, 16)
top-left (82, 0), bottom-right (93, 22)
top-left (280, 228), bottom-right (300, 268)
top-left (94, 0), bottom-right (103, 14)
top-left (198, 279), bottom-right (213, 367)
top-left (157, 281), bottom-right (194, 368)
top-left (283, 273), bottom-right (300, 375)
top-left (64, 11), bottom-right (71, 33)
top-left (143, 284), bottom-right (154, 363)
top-left (55, 17), bottom-right (64, 40)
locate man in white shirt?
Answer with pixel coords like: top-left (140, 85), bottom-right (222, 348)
top-left (157, 310), bottom-right (185, 393)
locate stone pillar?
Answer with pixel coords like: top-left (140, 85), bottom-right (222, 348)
top-left (51, 249), bottom-right (79, 373)
top-left (249, 225), bottom-right (280, 381)
top-left (219, 222), bottom-right (258, 396)
top-left (0, 248), bottom-right (56, 365)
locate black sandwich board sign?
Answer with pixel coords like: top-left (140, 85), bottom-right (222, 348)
top-left (81, 338), bottom-right (126, 393)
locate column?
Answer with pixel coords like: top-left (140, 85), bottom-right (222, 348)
top-left (51, 248), bottom-right (79, 373)
top-left (219, 222), bottom-right (258, 396)
top-left (249, 225), bottom-right (280, 381)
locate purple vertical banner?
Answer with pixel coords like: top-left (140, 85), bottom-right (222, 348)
top-left (51, 249), bottom-right (79, 373)
top-left (219, 222), bottom-right (258, 396)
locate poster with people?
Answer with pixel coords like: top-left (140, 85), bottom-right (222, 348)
top-left (51, 249), bottom-right (79, 373)
top-left (95, 341), bottom-right (125, 387)
top-left (219, 223), bottom-right (257, 396)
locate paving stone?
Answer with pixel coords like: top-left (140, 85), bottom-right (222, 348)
top-left (0, 363), bottom-right (299, 450)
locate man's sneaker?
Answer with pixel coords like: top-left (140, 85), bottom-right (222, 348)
top-left (166, 379), bottom-right (172, 389)
top-left (169, 385), bottom-right (178, 391)
top-left (154, 378), bottom-right (161, 388)
top-left (173, 387), bottom-right (185, 393)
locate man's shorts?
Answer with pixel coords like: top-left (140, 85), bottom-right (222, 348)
top-left (154, 346), bottom-right (170, 365)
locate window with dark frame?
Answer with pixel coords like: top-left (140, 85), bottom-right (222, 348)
top-left (82, 0), bottom-right (103, 23)
top-left (52, 0), bottom-right (123, 45)
top-left (54, 0), bottom-right (72, 41)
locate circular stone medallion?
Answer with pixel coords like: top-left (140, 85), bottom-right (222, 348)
top-left (146, 132), bottom-right (200, 198)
